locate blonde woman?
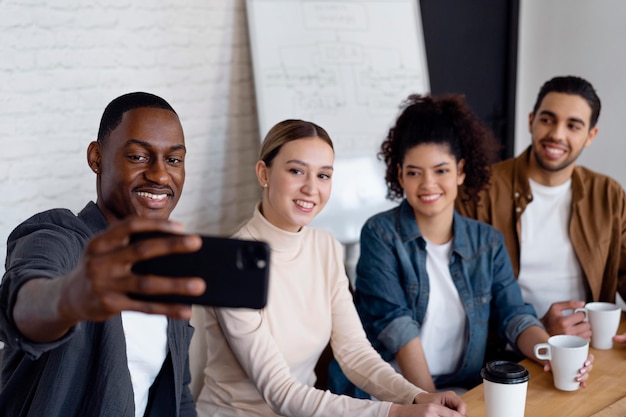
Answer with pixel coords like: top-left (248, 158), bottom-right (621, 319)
top-left (194, 119), bottom-right (467, 417)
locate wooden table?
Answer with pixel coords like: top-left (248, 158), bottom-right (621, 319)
top-left (461, 313), bottom-right (626, 417)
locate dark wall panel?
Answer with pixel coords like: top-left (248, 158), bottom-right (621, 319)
top-left (419, 0), bottom-right (519, 160)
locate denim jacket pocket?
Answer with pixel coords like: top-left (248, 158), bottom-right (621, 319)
top-left (468, 290), bottom-right (492, 326)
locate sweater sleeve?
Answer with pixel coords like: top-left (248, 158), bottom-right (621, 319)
top-left (214, 306), bottom-right (392, 417)
top-left (212, 216), bottom-right (422, 416)
top-left (326, 238), bottom-right (425, 404)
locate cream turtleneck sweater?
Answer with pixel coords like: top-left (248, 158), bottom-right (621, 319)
top-left (195, 205), bottom-right (423, 417)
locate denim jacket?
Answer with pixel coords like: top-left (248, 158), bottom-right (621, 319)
top-left (353, 199), bottom-right (541, 389)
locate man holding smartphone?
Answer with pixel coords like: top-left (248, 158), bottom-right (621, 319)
top-left (0, 92), bottom-right (205, 417)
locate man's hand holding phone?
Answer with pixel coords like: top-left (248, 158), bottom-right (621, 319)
top-left (129, 231), bottom-right (270, 309)
top-left (14, 217), bottom-right (206, 343)
top-left (66, 217), bottom-right (207, 321)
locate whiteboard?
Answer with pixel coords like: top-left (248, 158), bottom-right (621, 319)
top-left (246, 0), bottom-right (430, 242)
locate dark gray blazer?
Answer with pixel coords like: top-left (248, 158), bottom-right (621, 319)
top-left (0, 202), bottom-right (196, 417)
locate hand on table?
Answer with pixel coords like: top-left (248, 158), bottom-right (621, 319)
top-left (387, 391), bottom-right (467, 417)
top-left (541, 300), bottom-right (591, 340)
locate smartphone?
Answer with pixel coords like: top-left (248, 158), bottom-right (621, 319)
top-left (129, 232), bottom-right (270, 309)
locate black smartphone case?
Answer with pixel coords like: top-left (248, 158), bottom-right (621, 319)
top-left (130, 233), bottom-right (270, 309)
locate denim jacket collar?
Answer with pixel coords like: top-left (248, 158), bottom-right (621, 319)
top-left (395, 199), bottom-right (473, 260)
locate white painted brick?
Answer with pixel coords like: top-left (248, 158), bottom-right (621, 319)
top-left (96, 0), bottom-right (131, 9)
top-left (0, 6), bottom-right (35, 29)
top-left (32, 9), bottom-right (76, 29)
top-left (73, 12), bottom-right (121, 30)
top-left (1, 0), bottom-right (261, 267)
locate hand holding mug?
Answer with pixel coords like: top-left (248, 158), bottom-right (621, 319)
top-left (614, 332), bottom-right (626, 344)
top-left (574, 302), bottom-right (621, 350)
top-left (534, 335), bottom-right (589, 391)
top-left (541, 300), bottom-right (591, 339)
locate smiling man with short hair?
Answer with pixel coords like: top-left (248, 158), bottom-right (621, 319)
top-left (457, 75), bottom-right (626, 349)
top-left (0, 92), bottom-right (205, 417)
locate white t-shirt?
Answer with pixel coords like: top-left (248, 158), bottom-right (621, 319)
top-left (518, 178), bottom-right (585, 318)
top-left (420, 238), bottom-right (467, 376)
top-left (122, 311), bottom-right (168, 417)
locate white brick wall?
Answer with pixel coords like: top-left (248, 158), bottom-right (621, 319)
top-left (0, 0), bottom-right (262, 269)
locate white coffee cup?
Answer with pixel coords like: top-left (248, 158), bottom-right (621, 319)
top-left (534, 335), bottom-right (588, 391)
top-left (480, 360), bottom-right (529, 417)
top-left (574, 302), bottom-right (621, 350)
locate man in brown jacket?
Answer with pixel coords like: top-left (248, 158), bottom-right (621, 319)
top-left (457, 75), bottom-right (626, 342)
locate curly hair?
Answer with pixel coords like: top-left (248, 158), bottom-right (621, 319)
top-left (380, 94), bottom-right (500, 203)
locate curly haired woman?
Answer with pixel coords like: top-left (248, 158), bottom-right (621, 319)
top-left (329, 94), bottom-right (592, 395)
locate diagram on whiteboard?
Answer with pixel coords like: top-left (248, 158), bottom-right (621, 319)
top-left (262, 43), bottom-right (422, 132)
top-left (247, 0), bottom-right (429, 242)
top-left (248, 0), bottom-right (429, 156)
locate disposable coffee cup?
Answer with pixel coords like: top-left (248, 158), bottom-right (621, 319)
top-left (481, 360), bottom-right (529, 417)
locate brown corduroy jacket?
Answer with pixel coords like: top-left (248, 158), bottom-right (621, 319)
top-left (456, 146), bottom-right (626, 304)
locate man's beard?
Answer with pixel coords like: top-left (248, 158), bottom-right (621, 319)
top-left (531, 140), bottom-right (584, 173)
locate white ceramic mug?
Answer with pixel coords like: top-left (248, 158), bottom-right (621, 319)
top-left (481, 360), bottom-right (529, 417)
top-left (534, 335), bottom-right (588, 391)
top-left (574, 302), bottom-right (621, 350)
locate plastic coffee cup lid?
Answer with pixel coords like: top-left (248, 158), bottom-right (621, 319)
top-left (481, 360), bottom-right (530, 384)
